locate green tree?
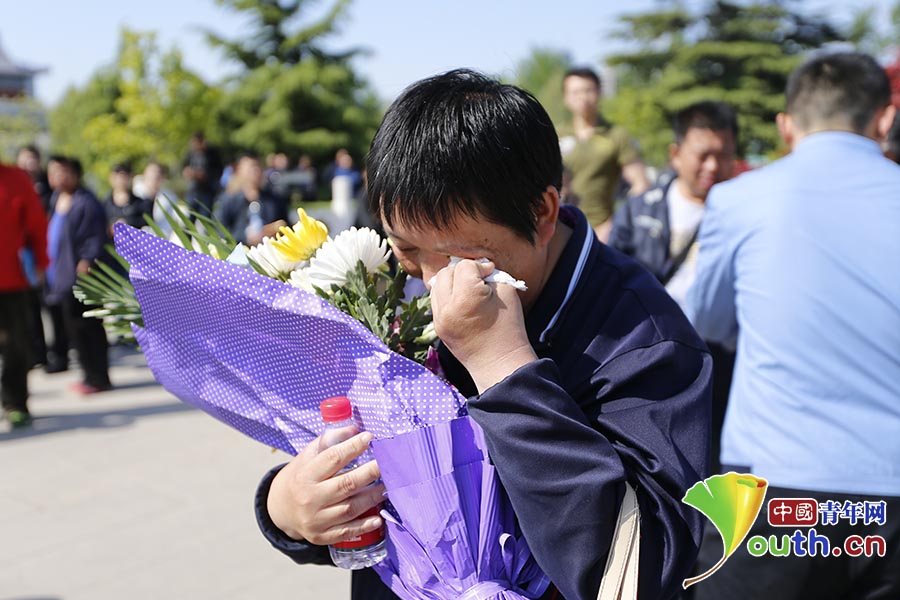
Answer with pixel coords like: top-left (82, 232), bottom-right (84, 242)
top-left (203, 0), bottom-right (360, 68)
top-left (212, 57), bottom-right (379, 163)
top-left (511, 48), bottom-right (574, 127)
top-left (49, 29), bottom-right (219, 190)
top-left (604, 0), bottom-right (845, 166)
top-left (49, 68), bottom-right (119, 167)
top-left (207, 0), bottom-right (381, 166)
top-left (0, 98), bottom-right (46, 161)
top-left (846, 0), bottom-right (900, 55)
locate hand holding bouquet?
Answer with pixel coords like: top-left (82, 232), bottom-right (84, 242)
top-left (77, 207), bottom-right (549, 599)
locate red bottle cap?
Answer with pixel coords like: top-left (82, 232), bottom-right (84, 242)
top-left (320, 396), bottom-right (352, 422)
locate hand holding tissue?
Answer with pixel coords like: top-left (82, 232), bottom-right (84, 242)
top-left (428, 257), bottom-right (527, 291)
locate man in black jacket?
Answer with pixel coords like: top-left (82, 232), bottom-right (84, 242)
top-left (214, 154), bottom-right (288, 246)
top-left (103, 162), bottom-right (151, 233)
top-left (256, 70), bottom-right (711, 600)
top-left (609, 101), bottom-right (739, 475)
top-left (182, 131), bottom-right (223, 217)
top-left (45, 156), bottom-right (111, 394)
top-left (608, 101), bottom-right (738, 306)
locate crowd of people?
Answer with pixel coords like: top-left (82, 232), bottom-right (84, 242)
top-left (0, 135), bottom-right (365, 426)
top-left (257, 53), bottom-right (900, 600)
top-left (2, 48), bottom-right (898, 600)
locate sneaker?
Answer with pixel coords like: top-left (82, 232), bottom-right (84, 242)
top-left (69, 382), bottom-right (112, 396)
top-left (6, 410), bottom-right (33, 429)
top-left (44, 361), bottom-right (69, 374)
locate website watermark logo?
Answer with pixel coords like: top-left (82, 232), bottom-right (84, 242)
top-left (681, 472), bottom-right (768, 589)
top-left (748, 498), bottom-right (887, 558)
top-left (681, 473), bottom-right (889, 589)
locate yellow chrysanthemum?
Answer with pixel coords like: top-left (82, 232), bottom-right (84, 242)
top-left (272, 208), bottom-right (328, 262)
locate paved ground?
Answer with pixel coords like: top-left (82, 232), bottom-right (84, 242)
top-left (0, 347), bottom-right (350, 599)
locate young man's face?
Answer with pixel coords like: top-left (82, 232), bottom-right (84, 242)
top-left (47, 161), bottom-right (64, 190)
top-left (48, 163), bottom-right (78, 193)
top-left (17, 150), bottom-right (40, 174)
top-left (383, 211), bottom-right (549, 312)
top-left (563, 75), bottom-right (600, 120)
top-left (670, 127), bottom-right (737, 201)
top-left (237, 157), bottom-right (263, 189)
top-left (110, 170), bottom-right (131, 192)
top-left (143, 164), bottom-right (164, 191)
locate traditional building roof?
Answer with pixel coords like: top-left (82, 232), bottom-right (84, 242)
top-left (0, 35), bottom-right (47, 98)
top-left (0, 37), bottom-right (45, 76)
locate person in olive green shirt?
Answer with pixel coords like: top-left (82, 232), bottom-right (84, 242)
top-left (559, 67), bottom-right (650, 242)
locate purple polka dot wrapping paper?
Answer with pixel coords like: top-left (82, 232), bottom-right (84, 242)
top-left (114, 223), bottom-right (549, 599)
top-left (114, 223), bottom-right (467, 455)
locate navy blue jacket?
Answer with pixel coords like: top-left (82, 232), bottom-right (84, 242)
top-left (46, 187), bottom-right (109, 305)
top-left (213, 189), bottom-right (288, 245)
top-left (608, 176), bottom-right (679, 283)
top-left (256, 205), bottom-right (711, 600)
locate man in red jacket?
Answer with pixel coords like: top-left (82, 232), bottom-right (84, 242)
top-left (0, 163), bottom-right (49, 428)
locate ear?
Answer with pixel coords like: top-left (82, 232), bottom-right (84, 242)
top-left (776, 112), bottom-right (795, 148)
top-left (874, 105), bottom-right (897, 142)
top-left (534, 185), bottom-right (561, 247)
top-left (669, 142), bottom-right (680, 166)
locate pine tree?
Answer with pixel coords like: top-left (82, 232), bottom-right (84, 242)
top-left (202, 0), bottom-right (360, 68)
top-left (604, 0), bottom-right (845, 165)
top-left (511, 48), bottom-right (574, 127)
top-left (207, 0), bottom-right (380, 165)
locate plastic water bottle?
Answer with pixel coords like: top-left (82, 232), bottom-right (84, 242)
top-left (319, 396), bottom-right (387, 569)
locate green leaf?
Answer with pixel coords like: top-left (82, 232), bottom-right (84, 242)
top-left (75, 205), bottom-right (245, 341)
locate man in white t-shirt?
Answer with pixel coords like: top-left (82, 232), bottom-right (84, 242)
top-left (609, 101), bottom-right (738, 310)
top-left (662, 178), bottom-right (708, 310)
top-left (609, 100), bottom-right (738, 473)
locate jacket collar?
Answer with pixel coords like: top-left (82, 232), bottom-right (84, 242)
top-left (525, 204), bottom-right (596, 349)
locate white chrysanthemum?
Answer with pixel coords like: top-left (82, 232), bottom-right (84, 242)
top-left (247, 236), bottom-right (305, 279)
top-left (288, 267), bottom-right (314, 292)
top-left (414, 321), bottom-right (437, 345)
top-left (306, 227), bottom-right (391, 290)
top-left (168, 233), bottom-right (206, 254)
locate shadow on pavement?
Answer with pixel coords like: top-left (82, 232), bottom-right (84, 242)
top-left (0, 400), bottom-right (196, 442)
top-left (104, 379), bottom-right (161, 391)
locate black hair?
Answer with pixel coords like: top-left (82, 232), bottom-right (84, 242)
top-left (672, 101), bottom-right (739, 144)
top-left (49, 155), bottom-right (83, 179)
top-left (111, 162), bottom-right (132, 174)
top-left (366, 68), bottom-right (562, 244)
top-left (786, 52), bottom-right (891, 133)
top-left (563, 67), bottom-right (601, 90)
top-left (18, 145), bottom-right (40, 158)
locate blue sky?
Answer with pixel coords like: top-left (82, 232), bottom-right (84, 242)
top-left (0, 0), bottom-right (888, 107)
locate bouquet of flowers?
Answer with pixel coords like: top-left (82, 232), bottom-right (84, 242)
top-left (80, 207), bottom-right (550, 599)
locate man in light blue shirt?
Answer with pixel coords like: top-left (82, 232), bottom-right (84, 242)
top-left (688, 52), bottom-right (900, 599)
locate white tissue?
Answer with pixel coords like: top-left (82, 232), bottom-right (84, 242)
top-left (428, 257), bottom-right (528, 291)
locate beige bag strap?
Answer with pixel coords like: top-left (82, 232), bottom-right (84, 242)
top-left (597, 482), bottom-right (641, 600)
